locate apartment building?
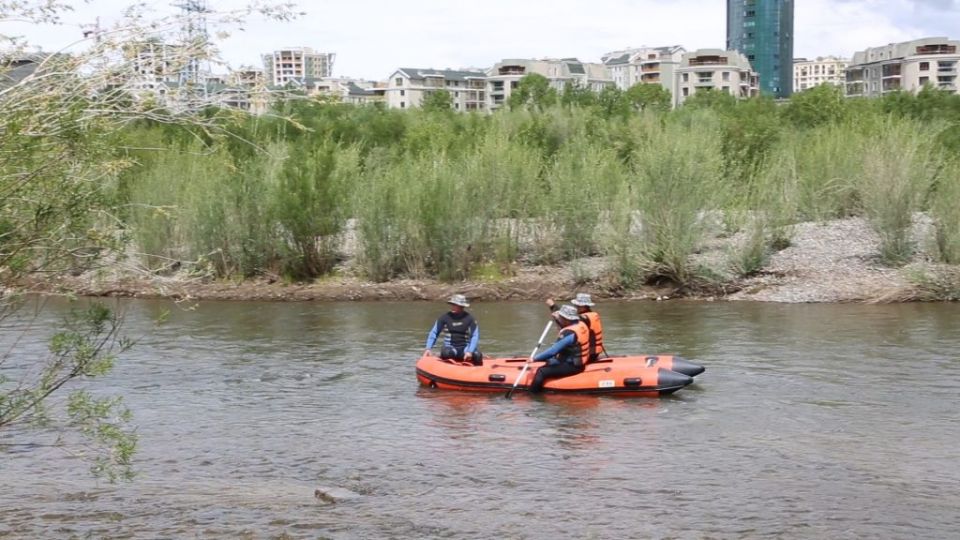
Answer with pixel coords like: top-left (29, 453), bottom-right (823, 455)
top-left (385, 68), bottom-right (487, 111)
top-left (123, 41), bottom-right (184, 84)
top-left (262, 47), bottom-right (335, 87)
top-left (486, 58), bottom-right (612, 111)
top-left (793, 56), bottom-right (848, 92)
top-left (675, 49), bottom-right (759, 106)
top-left (602, 46), bottom-right (685, 96)
top-left (1, 53), bottom-right (48, 88)
top-left (845, 37), bottom-right (959, 97)
top-left (310, 78), bottom-right (386, 105)
top-left (229, 67), bottom-right (266, 87)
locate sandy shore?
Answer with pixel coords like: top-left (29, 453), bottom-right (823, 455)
top-left (19, 217), bottom-right (958, 303)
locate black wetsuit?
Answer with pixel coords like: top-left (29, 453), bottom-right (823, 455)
top-left (425, 311), bottom-right (482, 365)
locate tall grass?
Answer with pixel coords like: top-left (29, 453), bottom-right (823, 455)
top-left (930, 159), bottom-right (960, 264)
top-left (632, 111), bottom-right (725, 284)
top-left (858, 118), bottom-right (940, 266)
top-left (786, 124), bottom-right (867, 221)
top-left (114, 94), bottom-right (960, 286)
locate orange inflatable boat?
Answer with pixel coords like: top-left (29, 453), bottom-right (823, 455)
top-left (415, 354), bottom-right (698, 396)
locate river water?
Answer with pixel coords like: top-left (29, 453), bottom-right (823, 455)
top-left (1, 298), bottom-right (958, 538)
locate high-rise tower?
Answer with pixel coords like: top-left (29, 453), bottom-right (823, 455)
top-left (726, 0), bottom-right (793, 98)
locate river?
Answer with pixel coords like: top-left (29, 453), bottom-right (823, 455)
top-left (1, 298), bottom-right (958, 538)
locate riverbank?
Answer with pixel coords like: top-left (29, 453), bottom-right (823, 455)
top-left (17, 217), bottom-right (960, 303)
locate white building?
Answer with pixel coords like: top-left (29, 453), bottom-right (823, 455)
top-left (310, 77), bottom-right (386, 105)
top-left (675, 49), bottom-right (759, 106)
top-left (124, 41), bottom-right (183, 85)
top-left (262, 47), bottom-right (335, 87)
top-left (485, 58), bottom-right (613, 111)
top-left (845, 37), bottom-right (959, 97)
top-left (793, 56), bottom-right (848, 92)
top-left (602, 46), bottom-right (685, 97)
top-left (385, 68), bottom-right (487, 112)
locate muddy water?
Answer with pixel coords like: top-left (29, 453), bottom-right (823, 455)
top-left (1, 299), bottom-right (959, 538)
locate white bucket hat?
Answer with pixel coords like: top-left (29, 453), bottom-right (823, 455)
top-left (447, 294), bottom-right (470, 307)
top-left (557, 305), bottom-right (580, 321)
top-left (571, 293), bottom-right (595, 307)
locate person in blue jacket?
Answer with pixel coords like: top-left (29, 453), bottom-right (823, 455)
top-left (423, 294), bottom-right (483, 365)
top-left (529, 304), bottom-right (590, 393)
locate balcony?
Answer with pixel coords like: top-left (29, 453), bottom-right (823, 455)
top-left (498, 66), bottom-right (526, 75)
top-left (641, 63), bottom-right (660, 72)
top-left (916, 44), bottom-right (958, 55)
top-left (688, 56), bottom-right (728, 66)
top-left (881, 64), bottom-right (902, 78)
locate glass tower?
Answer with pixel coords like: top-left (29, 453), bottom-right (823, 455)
top-left (726, 0), bottom-right (793, 98)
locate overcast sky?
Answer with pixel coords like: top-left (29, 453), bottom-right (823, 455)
top-left (4, 0), bottom-right (960, 79)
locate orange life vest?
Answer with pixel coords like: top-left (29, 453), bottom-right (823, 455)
top-left (558, 321), bottom-right (591, 367)
top-left (580, 310), bottom-right (604, 361)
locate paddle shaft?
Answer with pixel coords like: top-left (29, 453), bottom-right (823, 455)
top-left (505, 320), bottom-right (554, 399)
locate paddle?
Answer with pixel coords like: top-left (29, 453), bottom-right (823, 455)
top-left (505, 320), bottom-right (554, 399)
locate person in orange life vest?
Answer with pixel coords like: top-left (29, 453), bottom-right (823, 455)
top-left (529, 305), bottom-right (590, 393)
top-left (424, 294), bottom-right (483, 366)
top-left (546, 293), bottom-right (606, 362)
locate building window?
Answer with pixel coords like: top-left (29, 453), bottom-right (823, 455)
top-left (400, 102), bottom-right (405, 108)
top-left (919, 76), bottom-right (929, 86)
top-left (400, 90), bottom-right (405, 96)
top-left (722, 71), bottom-right (730, 81)
top-left (395, 77), bottom-right (403, 86)
top-left (682, 73), bottom-right (689, 82)
top-left (682, 87), bottom-right (689, 97)
top-left (919, 62), bottom-right (929, 71)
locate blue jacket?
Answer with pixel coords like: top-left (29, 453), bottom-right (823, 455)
top-left (533, 333), bottom-right (576, 364)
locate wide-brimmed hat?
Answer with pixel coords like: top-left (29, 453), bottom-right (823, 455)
top-left (571, 293), bottom-right (595, 307)
top-left (557, 305), bottom-right (580, 321)
top-left (447, 294), bottom-right (470, 307)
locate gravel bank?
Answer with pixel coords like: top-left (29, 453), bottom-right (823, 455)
top-left (17, 217), bottom-right (957, 303)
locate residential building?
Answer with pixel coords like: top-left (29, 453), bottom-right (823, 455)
top-left (486, 58), bottom-right (613, 111)
top-left (793, 56), bottom-right (848, 92)
top-left (262, 47), bottom-right (335, 87)
top-left (124, 41), bottom-right (183, 85)
top-left (845, 37), bottom-right (959, 97)
top-left (727, 0), bottom-right (793, 98)
top-left (675, 49), bottom-right (759, 106)
top-left (602, 46), bottom-right (685, 97)
top-left (229, 67), bottom-right (265, 87)
top-left (385, 68), bottom-right (487, 112)
top-left (1, 53), bottom-right (49, 88)
top-left (310, 77), bottom-right (386, 105)
top-left (118, 41), bottom-right (189, 105)
top-left (217, 67), bottom-right (269, 114)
